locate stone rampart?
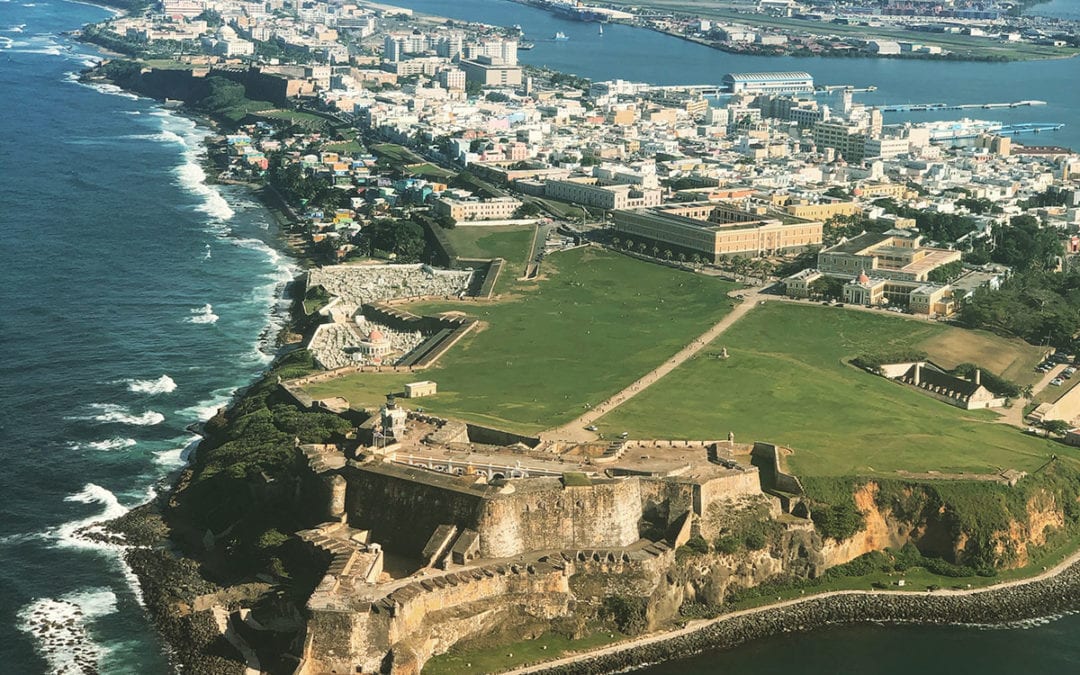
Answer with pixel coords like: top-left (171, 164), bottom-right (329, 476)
top-left (343, 462), bottom-right (489, 556)
top-left (305, 560), bottom-right (573, 674)
top-left (464, 422), bottom-right (541, 449)
top-left (477, 478), bottom-right (643, 559)
top-left (751, 442), bottom-right (804, 495)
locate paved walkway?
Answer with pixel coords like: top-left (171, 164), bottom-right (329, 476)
top-left (503, 543), bottom-right (1080, 675)
top-left (542, 288), bottom-right (763, 442)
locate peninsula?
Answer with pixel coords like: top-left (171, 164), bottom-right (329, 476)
top-left (70, 0), bottom-right (1080, 674)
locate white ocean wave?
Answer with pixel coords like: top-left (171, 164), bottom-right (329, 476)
top-left (125, 374), bottom-right (177, 395)
top-left (154, 435), bottom-right (200, 468)
top-left (180, 390), bottom-right (233, 422)
top-left (71, 403), bottom-right (165, 426)
top-left (17, 588), bottom-right (117, 675)
top-left (77, 79), bottom-right (141, 100)
top-left (70, 437), bottom-right (138, 451)
top-left (54, 483), bottom-right (130, 552)
top-left (5, 23), bottom-right (26, 32)
top-left (151, 110), bottom-right (236, 222)
top-left (123, 130), bottom-right (185, 144)
top-left (187, 303), bottom-right (219, 325)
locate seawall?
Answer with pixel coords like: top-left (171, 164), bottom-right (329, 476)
top-left (511, 552), bottom-right (1080, 674)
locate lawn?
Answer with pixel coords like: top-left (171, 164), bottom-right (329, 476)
top-left (406, 162), bottom-right (455, 178)
top-left (594, 303), bottom-right (1058, 477)
top-left (300, 248), bottom-right (739, 433)
top-left (444, 225), bottom-right (536, 263)
top-left (371, 142), bottom-right (425, 164)
top-left (917, 325), bottom-right (1045, 386)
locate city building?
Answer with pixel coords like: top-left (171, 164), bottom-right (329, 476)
top-left (817, 230), bottom-right (962, 282)
top-left (612, 201), bottom-right (822, 262)
top-left (544, 178), bottom-right (662, 210)
top-left (433, 196), bottom-right (523, 221)
top-left (459, 59), bottom-right (523, 87)
top-left (437, 68), bottom-right (466, 91)
top-left (722, 71), bottom-right (814, 95)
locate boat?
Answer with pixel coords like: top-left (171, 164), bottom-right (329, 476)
top-left (518, 41), bottom-right (535, 50)
top-left (553, 31), bottom-right (569, 41)
top-left (598, 24), bottom-right (603, 35)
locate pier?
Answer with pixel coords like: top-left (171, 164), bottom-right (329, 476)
top-left (881, 100), bottom-right (1046, 112)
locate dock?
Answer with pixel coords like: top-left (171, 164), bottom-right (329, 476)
top-left (881, 100), bottom-right (1046, 113)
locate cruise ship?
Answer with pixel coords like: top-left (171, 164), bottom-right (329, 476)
top-left (544, 0), bottom-right (609, 22)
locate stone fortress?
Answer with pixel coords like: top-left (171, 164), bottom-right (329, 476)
top-left (291, 394), bottom-right (823, 674)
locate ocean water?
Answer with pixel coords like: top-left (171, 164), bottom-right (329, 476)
top-left (0, 1), bottom-right (295, 671)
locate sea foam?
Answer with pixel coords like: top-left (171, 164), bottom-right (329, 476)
top-left (70, 437), bottom-right (138, 451)
top-left (187, 303), bottom-right (219, 325)
top-left (125, 374), bottom-right (177, 395)
top-left (81, 403), bottom-right (165, 426)
top-left (18, 588), bottom-right (117, 675)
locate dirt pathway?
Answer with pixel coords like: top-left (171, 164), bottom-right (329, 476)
top-left (542, 289), bottom-right (763, 442)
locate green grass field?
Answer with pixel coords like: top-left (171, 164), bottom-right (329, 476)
top-left (405, 162), bottom-right (455, 178)
top-left (444, 225), bottom-right (536, 263)
top-left (301, 248), bottom-right (739, 433)
top-left (595, 303), bottom-right (1058, 477)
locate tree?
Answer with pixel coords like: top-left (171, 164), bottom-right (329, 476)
top-left (512, 202), bottom-right (542, 219)
top-left (1042, 420), bottom-right (1073, 436)
top-left (809, 276), bottom-right (845, 300)
top-left (663, 249), bottom-right (673, 261)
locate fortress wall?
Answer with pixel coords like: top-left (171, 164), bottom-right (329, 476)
top-left (343, 463), bottom-right (486, 555)
top-left (695, 470), bottom-right (762, 515)
top-left (751, 442), bottom-right (805, 495)
top-left (306, 564), bottom-right (573, 674)
top-left (384, 563), bottom-right (572, 648)
top-left (464, 422), bottom-right (541, 448)
top-left (569, 549), bottom-right (674, 600)
top-left (478, 479), bottom-right (643, 558)
top-left (639, 479), bottom-right (695, 529)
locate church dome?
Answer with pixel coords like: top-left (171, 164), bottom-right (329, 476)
top-left (368, 329), bottom-right (386, 342)
top-left (857, 269), bottom-right (870, 284)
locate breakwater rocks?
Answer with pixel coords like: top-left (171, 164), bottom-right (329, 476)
top-left (532, 560), bottom-right (1080, 674)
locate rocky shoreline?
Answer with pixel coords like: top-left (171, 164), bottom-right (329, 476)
top-left (518, 555), bottom-right (1080, 674)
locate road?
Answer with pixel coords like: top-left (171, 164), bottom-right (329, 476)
top-left (542, 288), bottom-right (763, 442)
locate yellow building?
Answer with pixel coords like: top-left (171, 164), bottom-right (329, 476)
top-left (784, 201), bottom-right (862, 221)
top-left (818, 230), bottom-right (961, 283)
top-left (433, 196), bottom-right (522, 221)
top-left (612, 201), bottom-right (822, 262)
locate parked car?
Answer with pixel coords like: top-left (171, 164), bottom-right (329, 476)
top-left (1051, 378), bottom-right (1064, 386)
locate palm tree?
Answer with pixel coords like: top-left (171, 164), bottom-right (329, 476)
top-left (677, 252), bottom-right (687, 264)
top-left (612, 236), bottom-right (621, 250)
top-left (663, 249), bottom-right (673, 261)
top-left (651, 245), bottom-right (660, 259)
